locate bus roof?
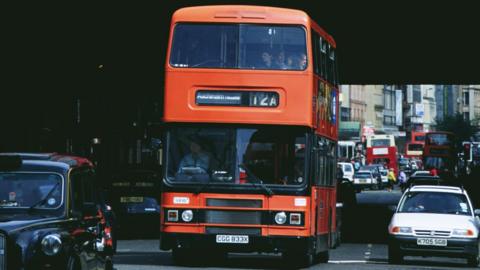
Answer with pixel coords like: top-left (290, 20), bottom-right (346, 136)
top-left (171, 5), bottom-right (336, 47)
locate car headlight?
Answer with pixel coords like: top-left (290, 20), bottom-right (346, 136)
top-left (452, 229), bottom-right (474, 237)
top-left (391, 226), bottom-right (412, 234)
top-left (181, 210), bottom-right (193, 222)
top-left (274, 212), bottom-right (287, 225)
top-left (41, 234), bottom-right (62, 256)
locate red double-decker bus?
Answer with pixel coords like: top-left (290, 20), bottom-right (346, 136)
top-left (411, 131), bottom-right (426, 144)
top-left (366, 134), bottom-right (398, 175)
top-left (423, 131), bottom-right (457, 177)
top-left (160, 5), bottom-right (339, 267)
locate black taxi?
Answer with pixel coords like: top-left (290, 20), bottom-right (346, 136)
top-left (0, 153), bottom-right (114, 270)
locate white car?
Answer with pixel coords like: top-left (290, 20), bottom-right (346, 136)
top-left (338, 162), bottom-right (354, 181)
top-left (352, 170), bottom-right (377, 191)
top-left (388, 185), bottom-right (480, 266)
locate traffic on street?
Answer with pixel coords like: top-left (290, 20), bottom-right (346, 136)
top-left (2, 4), bottom-right (480, 270)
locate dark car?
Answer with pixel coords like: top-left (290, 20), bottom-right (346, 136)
top-left (0, 153), bottom-right (113, 270)
top-left (404, 175), bottom-right (444, 192)
top-left (108, 169), bottom-right (161, 238)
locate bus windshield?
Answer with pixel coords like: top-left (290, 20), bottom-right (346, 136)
top-left (371, 139), bottom-right (391, 147)
top-left (170, 23), bottom-right (307, 70)
top-left (166, 126), bottom-right (307, 186)
top-left (408, 143), bottom-right (424, 151)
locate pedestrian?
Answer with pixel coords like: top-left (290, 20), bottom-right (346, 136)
top-left (387, 168), bottom-right (396, 192)
top-left (398, 170), bottom-right (407, 192)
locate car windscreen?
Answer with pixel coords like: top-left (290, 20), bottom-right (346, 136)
top-left (166, 126), bottom-right (308, 187)
top-left (170, 23), bottom-right (307, 70)
top-left (0, 172), bottom-right (63, 209)
top-left (398, 191), bottom-right (471, 215)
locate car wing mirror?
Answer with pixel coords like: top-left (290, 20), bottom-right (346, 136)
top-left (474, 209), bottom-right (480, 216)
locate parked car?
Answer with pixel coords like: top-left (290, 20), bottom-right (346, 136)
top-left (338, 162), bottom-right (354, 182)
top-left (388, 184), bottom-right (480, 266)
top-left (352, 170), bottom-right (378, 191)
top-left (0, 153), bottom-right (114, 270)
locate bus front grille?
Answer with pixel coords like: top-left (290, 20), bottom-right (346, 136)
top-left (204, 210), bottom-right (262, 225)
top-left (206, 198), bottom-right (262, 208)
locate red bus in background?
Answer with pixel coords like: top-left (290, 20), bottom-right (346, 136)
top-left (411, 131), bottom-right (426, 144)
top-left (366, 134), bottom-right (398, 175)
top-left (423, 131), bottom-right (457, 177)
top-left (160, 5), bottom-right (339, 268)
top-left (405, 142), bottom-right (424, 159)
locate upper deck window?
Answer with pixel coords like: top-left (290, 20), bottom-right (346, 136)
top-left (426, 133), bottom-right (453, 146)
top-left (169, 23), bottom-right (307, 70)
top-left (371, 139), bottom-right (391, 147)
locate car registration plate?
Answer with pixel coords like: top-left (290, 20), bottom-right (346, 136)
top-left (417, 238), bottom-right (447, 246)
top-left (359, 179), bottom-right (366, 183)
top-left (120, 196), bottom-right (143, 203)
top-left (216, 235), bottom-right (249, 244)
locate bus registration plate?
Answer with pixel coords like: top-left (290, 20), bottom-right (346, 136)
top-left (216, 235), bottom-right (249, 244)
top-left (417, 238), bottom-right (447, 246)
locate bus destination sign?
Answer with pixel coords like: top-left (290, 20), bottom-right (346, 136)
top-left (196, 90), bottom-right (279, 107)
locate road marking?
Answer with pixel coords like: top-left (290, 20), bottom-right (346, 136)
top-left (329, 260), bottom-right (387, 264)
top-left (329, 260), bottom-right (368, 264)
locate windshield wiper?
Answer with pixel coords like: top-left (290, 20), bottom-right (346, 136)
top-left (240, 164), bottom-right (274, 196)
top-left (28, 182), bottom-right (60, 212)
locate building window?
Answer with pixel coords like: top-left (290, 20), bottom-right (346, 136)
top-left (464, 92), bottom-right (470, 106)
top-left (384, 115), bottom-right (395, 125)
top-left (341, 107), bottom-right (350, 121)
top-left (464, 112), bottom-right (469, 121)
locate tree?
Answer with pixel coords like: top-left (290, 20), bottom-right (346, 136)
top-left (434, 113), bottom-right (479, 145)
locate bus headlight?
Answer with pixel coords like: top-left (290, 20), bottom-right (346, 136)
top-left (41, 234), bottom-right (62, 256)
top-left (274, 212), bottom-right (287, 225)
top-left (181, 210), bottom-right (193, 222)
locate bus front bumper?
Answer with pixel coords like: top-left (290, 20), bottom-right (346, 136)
top-left (160, 232), bottom-right (322, 253)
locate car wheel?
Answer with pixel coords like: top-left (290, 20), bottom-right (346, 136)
top-left (388, 244), bottom-right (403, 264)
